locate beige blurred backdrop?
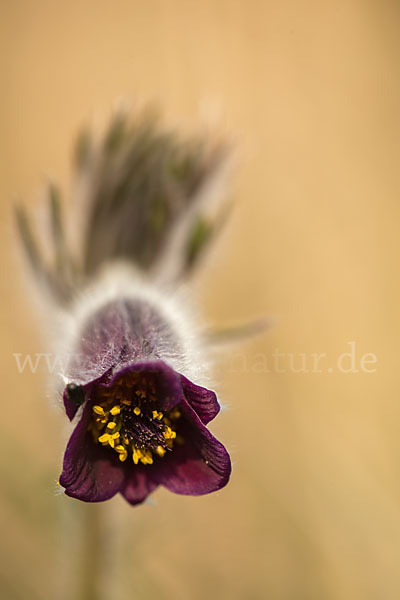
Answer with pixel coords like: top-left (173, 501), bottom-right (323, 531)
top-left (1, 1), bottom-right (400, 599)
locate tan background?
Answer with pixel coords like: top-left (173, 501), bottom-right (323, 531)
top-left (1, 1), bottom-right (400, 599)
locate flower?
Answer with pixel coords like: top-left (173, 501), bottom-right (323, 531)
top-left (16, 108), bottom-right (233, 505)
top-left (60, 296), bottom-right (231, 504)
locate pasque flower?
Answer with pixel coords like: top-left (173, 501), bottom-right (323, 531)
top-left (16, 110), bottom-right (232, 505)
top-left (60, 294), bottom-right (230, 504)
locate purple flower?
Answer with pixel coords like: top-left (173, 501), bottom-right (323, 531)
top-left (16, 109), bottom-right (234, 506)
top-left (59, 298), bottom-right (231, 504)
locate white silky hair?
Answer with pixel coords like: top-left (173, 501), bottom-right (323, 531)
top-left (50, 261), bottom-right (213, 395)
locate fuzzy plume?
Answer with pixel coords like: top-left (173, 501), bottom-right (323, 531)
top-left (15, 108), bottom-right (233, 505)
top-left (16, 109), bottom-right (231, 305)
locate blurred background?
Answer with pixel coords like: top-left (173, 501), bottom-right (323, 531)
top-left (1, 1), bottom-right (400, 599)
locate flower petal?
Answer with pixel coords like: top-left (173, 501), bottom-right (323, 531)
top-left (64, 389), bottom-right (79, 421)
top-left (181, 375), bottom-right (220, 424)
top-left (121, 465), bottom-right (159, 505)
top-left (60, 403), bottom-right (125, 502)
top-left (63, 380), bottom-right (95, 421)
top-left (101, 360), bottom-right (183, 412)
top-left (63, 359), bottom-right (181, 421)
top-left (157, 400), bottom-right (231, 496)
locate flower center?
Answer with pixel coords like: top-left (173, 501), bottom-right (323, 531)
top-left (88, 371), bottom-right (181, 465)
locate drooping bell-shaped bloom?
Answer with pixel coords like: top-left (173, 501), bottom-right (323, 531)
top-left (16, 109), bottom-right (232, 505)
top-left (60, 295), bottom-right (230, 504)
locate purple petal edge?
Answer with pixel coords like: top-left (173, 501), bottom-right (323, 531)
top-left (60, 360), bottom-right (230, 504)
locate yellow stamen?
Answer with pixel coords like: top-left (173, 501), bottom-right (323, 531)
top-left (90, 373), bottom-right (182, 464)
top-left (145, 451), bottom-right (154, 464)
top-left (132, 448), bottom-right (140, 465)
top-left (108, 433), bottom-right (119, 448)
top-left (164, 426), bottom-right (176, 440)
top-left (140, 450), bottom-right (153, 465)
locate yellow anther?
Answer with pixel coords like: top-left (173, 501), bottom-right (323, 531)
top-left (90, 372), bottom-right (179, 464)
top-left (140, 450), bottom-right (153, 465)
top-left (132, 448), bottom-right (139, 465)
top-left (145, 452), bottom-right (154, 465)
top-left (164, 427), bottom-right (176, 440)
top-left (119, 451), bottom-right (128, 462)
top-left (107, 433), bottom-right (119, 448)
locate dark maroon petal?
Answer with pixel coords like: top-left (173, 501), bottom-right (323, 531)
top-left (63, 359), bottom-right (181, 422)
top-left (121, 465), bottom-right (159, 505)
top-left (63, 379), bottom-right (100, 422)
top-left (64, 389), bottom-right (79, 421)
top-left (60, 357), bottom-right (230, 502)
top-left (99, 360), bottom-right (183, 412)
top-left (157, 400), bottom-right (231, 496)
top-left (60, 403), bottom-right (125, 502)
top-left (181, 375), bottom-right (220, 424)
